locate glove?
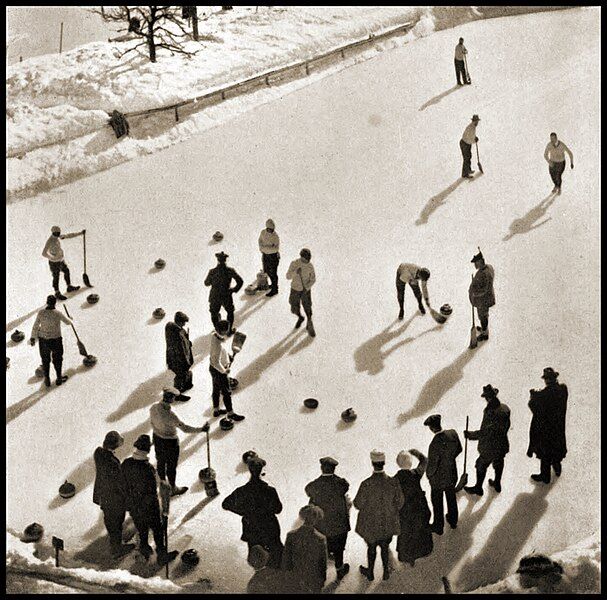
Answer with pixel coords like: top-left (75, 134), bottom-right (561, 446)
top-left (201, 422), bottom-right (210, 433)
top-left (464, 430), bottom-right (471, 440)
top-left (475, 136), bottom-right (479, 143)
top-left (82, 229), bottom-right (86, 234)
top-left (29, 338), bottom-right (36, 346)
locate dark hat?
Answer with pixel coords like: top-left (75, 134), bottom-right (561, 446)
top-left (418, 267), bottom-right (431, 281)
top-left (181, 548), bottom-right (200, 566)
top-left (471, 249), bottom-right (484, 263)
top-left (103, 430), bottom-right (124, 450)
top-left (22, 522), bottom-right (44, 543)
top-left (300, 248), bottom-right (311, 260)
top-left (134, 434), bottom-right (152, 452)
top-left (163, 386), bottom-right (180, 402)
top-left (46, 294), bottom-right (57, 307)
top-left (424, 414), bottom-right (442, 429)
top-left (174, 311), bottom-right (189, 324)
top-left (541, 367), bottom-right (559, 380)
top-left (320, 456), bottom-right (338, 467)
top-left (215, 251), bottom-right (229, 261)
top-left (248, 456), bottom-right (266, 472)
top-left (481, 384), bottom-right (499, 399)
top-left (472, 114), bottom-right (481, 122)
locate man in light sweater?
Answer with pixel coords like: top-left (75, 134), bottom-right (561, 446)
top-left (544, 132), bottom-right (574, 194)
top-left (30, 294), bottom-right (73, 387)
top-left (149, 387), bottom-right (208, 496)
top-left (42, 225), bottom-right (83, 301)
top-left (454, 37), bottom-right (470, 85)
top-left (460, 115), bottom-right (480, 179)
top-left (259, 219), bottom-right (280, 297)
top-left (286, 248), bottom-right (316, 337)
top-left (209, 320), bottom-right (245, 422)
top-left (396, 263), bottom-right (431, 320)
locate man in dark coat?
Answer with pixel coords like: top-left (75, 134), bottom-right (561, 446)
top-left (93, 431), bottom-right (134, 558)
top-left (304, 456), bottom-right (351, 579)
top-left (424, 414), bottom-right (462, 535)
top-left (204, 251), bottom-right (243, 331)
top-left (528, 367), bottom-right (568, 483)
top-left (165, 311), bottom-right (193, 396)
top-left (468, 249), bottom-right (495, 341)
top-left (222, 456), bottom-right (284, 567)
top-left (464, 385), bottom-right (511, 495)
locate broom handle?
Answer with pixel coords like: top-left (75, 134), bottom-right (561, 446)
top-left (463, 416), bottom-right (469, 472)
top-left (83, 230), bottom-right (87, 272)
top-left (206, 429), bottom-right (211, 468)
top-left (63, 305), bottom-right (81, 343)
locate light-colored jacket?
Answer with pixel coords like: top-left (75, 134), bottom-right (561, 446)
top-left (397, 263), bottom-right (429, 303)
top-left (30, 308), bottom-right (72, 340)
top-left (544, 140), bottom-right (573, 164)
top-left (454, 43), bottom-right (467, 61)
top-left (461, 122), bottom-right (478, 145)
top-left (286, 259), bottom-right (315, 291)
top-left (149, 401), bottom-right (201, 439)
top-left (42, 231), bottom-right (80, 262)
top-left (210, 332), bottom-right (231, 374)
top-left (259, 229), bottom-right (280, 255)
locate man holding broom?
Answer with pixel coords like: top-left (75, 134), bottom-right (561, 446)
top-left (469, 249), bottom-right (495, 342)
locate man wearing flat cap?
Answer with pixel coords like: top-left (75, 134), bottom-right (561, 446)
top-left (222, 456), bottom-right (284, 568)
top-left (396, 263), bottom-right (431, 319)
top-left (469, 249), bottom-right (495, 341)
top-left (305, 457), bottom-right (351, 580)
top-left (93, 431), bottom-right (134, 558)
top-left (259, 219), bottom-right (280, 297)
top-left (165, 311), bottom-right (194, 397)
top-left (354, 450), bottom-right (404, 581)
top-left (204, 251), bottom-right (244, 331)
top-left (286, 248), bottom-right (316, 336)
top-left (460, 114), bottom-right (480, 178)
top-left (464, 385), bottom-right (511, 496)
top-left (528, 368), bottom-right (568, 484)
top-left (424, 414), bottom-right (462, 535)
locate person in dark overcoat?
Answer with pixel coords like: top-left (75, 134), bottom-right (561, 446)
top-left (165, 311), bottom-right (194, 395)
top-left (394, 449), bottom-right (433, 566)
top-left (424, 414), bottom-right (462, 534)
top-left (204, 251), bottom-right (243, 331)
top-left (304, 456), bottom-right (351, 579)
top-left (93, 431), bottom-right (134, 559)
top-left (528, 367), bottom-right (568, 483)
top-left (464, 384), bottom-right (511, 495)
top-left (468, 249), bottom-right (495, 341)
top-left (222, 456), bottom-right (284, 567)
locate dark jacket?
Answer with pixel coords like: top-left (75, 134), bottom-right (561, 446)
top-left (222, 477), bottom-right (283, 547)
top-left (165, 321), bottom-right (193, 372)
top-left (282, 525), bottom-right (328, 593)
top-left (527, 382), bottom-right (568, 461)
top-left (93, 447), bottom-right (127, 511)
top-left (204, 264), bottom-right (243, 301)
top-left (304, 474), bottom-right (350, 538)
top-left (426, 429), bottom-right (462, 490)
top-left (468, 399), bottom-right (511, 460)
top-left (469, 264), bottom-right (495, 308)
top-left (121, 456), bottom-right (160, 515)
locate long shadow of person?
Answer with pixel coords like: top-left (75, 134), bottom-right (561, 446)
top-left (415, 178), bottom-right (465, 226)
top-left (6, 304), bottom-right (45, 333)
top-left (419, 85), bottom-right (463, 111)
top-left (503, 193), bottom-right (556, 241)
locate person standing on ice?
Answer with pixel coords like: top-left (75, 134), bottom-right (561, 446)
top-left (527, 367), bottom-right (568, 484)
top-left (454, 37), bottom-right (470, 85)
top-left (42, 225), bottom-right (83, 301)
top-left (204, 251), bottom-right (243, 332)
top-left (460, 114), bottom-right (480, 179)
top-left (544, 132), bottom-right (574, 195)
top-left (464, 384), bottom-right (511, 496)
top-left (29, 294), bottom-right (72, 387)
top-left (396, 263), bottom-right (431, 319)
top-left (286, 248), bottom-right (316, 337)
top-left (468, 249), bottom-right (495, 342)
top-left (165, 311), bottom-right (193, 397)
top-left (259, 218), bottom-right (280, 297)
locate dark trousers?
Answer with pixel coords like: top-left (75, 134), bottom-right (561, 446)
top-left (430, 486), bottom-right (458, 531)
top-left (262, 253), bottom-right (280, 292)
top-left (49, 260), bottom-right (71, 291)
top-left (454, 59), bottom-right (467, 84)
top-left (366, 537), bottom-right (392, 572)
top-left (172, 368), bottom-right (192, 392)
top-left (289, 288), bottom-right (312, 319)
top-left (210, 296), bottom-right (235, 329)
top-left (39, 337), bottom-right (64, 380)
top-left (131, 504), bottom-right (165, 554)
top-left (477, 305), bottom-right (489, 331)
top-left (549, 160), bottom-right (566, 188)
top-left (475, 455), bottom-right (504, 488)
top-left (102, 506), bottom-right (126, 552)
top-left (460, 139), bottom-right (473, 177)
top-left (396, 279), bottom-right (423, 312)
top-left (540, 458), bottom-right (561, 483)
top-left (153, 435), bottom-right (180, 487)
top-left (327, 532), bottom-right (348, 569)
top-left (209, 366), bottom-right (233, 412)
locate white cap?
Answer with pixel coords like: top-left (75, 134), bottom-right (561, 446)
top-left (396, 450), bottom-right (413, 470)
top-left (370, 449), bottom-right (385, 462)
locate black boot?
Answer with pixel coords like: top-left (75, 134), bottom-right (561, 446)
top-left (295, 315), bottom-right (304, 329)
top-left (55, 290), bottom-right (67, 301)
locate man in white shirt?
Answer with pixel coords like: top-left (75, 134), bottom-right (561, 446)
top-left (42, 225), bottom-right (83, 301)
top-left (544, 132), bottom-right (574, 195)
top-left (286, 248), bottom-right (316, 337)
top-left (454, 37), bottom-right (470, 85)
top-left (396, 263), bottom-right (431, 320)
top-left (460, 115), bottom-right (480, 178)
top-left (259, 219), bottom-right (280, 297)
top-left (30, 294), bottom-right (73, 387)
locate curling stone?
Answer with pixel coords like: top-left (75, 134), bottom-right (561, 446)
top-left (83, 355), bottom-right (98, 367)
top-left (245, 284), bottom-right (257, 295)
top-left (11, 330), bottom-right (25, 343)
top-left (154, 258), bottom-right (166, 269)
top-left (59, 480), bottom-right (76, 499)
top-left (86, 293), bottom-right (99, 305)
top-left (341, 408), bottom-right (357, 423)
top-left (228, 377), bottom-right (239, 389)
top-left (440, 304), bottom-right (453, 316)
top-left (22, 522), bottom-right (44, 543)
top-left (213, 231), bottom-right (224, 242)
top-left (304, 398), bottom-right (319, 409)
top-left (219, 417), bottom-right (234, 431)
top-left (152, 307), bottom-right (166, 320)
top-left (181, 548), bottom-right (200, 566)
top-left (242, 450), bottom-right (258, 465)
top-left (35, 365), bottom-right (45, 378)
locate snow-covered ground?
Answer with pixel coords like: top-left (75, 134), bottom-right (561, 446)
top-left (6, 5), bottom-right (600, 594)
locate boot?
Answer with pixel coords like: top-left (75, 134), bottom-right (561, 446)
top-left (55, 290), bottom-right (67, 301)
top-left (295, 315), bottom-right (305, 329)
top-left (157, 550), bottom-right (179, 566)
top-left (139, 544), bottom-right (153, 560)
top-left (418, 304), bottom-right (426, 315)
top-left (170, 486), bottom-right (189, 497)
top-left (383, 568), bottom-right (391, 581)
top-left (213, 408), bottom-right (227, 417)
top-left (336, 564), bottom-right (350, 580)
top-left (553, 462), bottom-right (562, 477)
top-left (44, 376), bottom-right (52, 388)
top-left (67, 285), bottom-right (80, 293)
top-left (488, 479), bottom-right (501, 493)
top-left (265, 289), bottom-right (278, 297)
top-left (398, 308), bottom-right (404, 321)
top-left (306, 319), bottom-right (316, 337)
top-left (359, 566), bottom-right (374, 581)
top-left (477, 329), bottom-right (489, 341)
top-left (56, 375), bottom-right (68, 386)
top-left (464, 485), bottom-right (484, 496)
top-left (112, 543), bottom-right (135, 559)
top-left (531, 474), bottom-right (549, 484)
top-left (228, 412), bottom-right (245, 422)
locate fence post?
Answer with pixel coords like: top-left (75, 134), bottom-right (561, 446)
top-left (341, 49), bottom-right (345, 59)
top-left (59, 22), bottom-right (64, 54)
top-left (265, 75), bottom-right (269, 85)
top-left (305, 62), bottom-right (309, 75)
top-left (175, 106), bottom-right (179, 122)
top-left (221, 90), bottom-right (225, 100)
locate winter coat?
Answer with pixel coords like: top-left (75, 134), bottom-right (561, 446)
top-left (165, 321), bottom-right (193, 372)
top-left (282, 525), bottom-right (328, 593)
top-left (304, 474), bottom-right (351, 538)
top-left (222, 478), bottom-right (283, 547)
top-left (353, 471), bottom-right (404, 544)
top-left (527, 383), bottom-right (568, 461)
top-left (204, 264), bottom-right (243, 301)
top-left (468, 399), bottom-right (511, 460)
top-left (120, 457), bottom-right (160, 516)
top-left (469, 264), bottom-right (495, 309)
top-left (426, 429), bottom-right (462, 490)
top-left (93, 447), bottom-right (127, 511)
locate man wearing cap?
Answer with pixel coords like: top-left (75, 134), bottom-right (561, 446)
top-left (528, 368), bottom-right (568, 484)
top-left (304, 457), bottom-right (351, 580)
top-left (29, 294), bottom-right (73, 387)
top-left (259, 219), bottom-right (280, 297)
top-left (121, 434), bottom-right (179, 565)
top-left (460, 115), bottom-right (480, 178)
top-left (286, 248), bottom-right (316, 336)
top-left (204, 251), bottom-right (244, 331)
top-left (424, 414), bottom-right (462, 535)
top-left (396, 263), bottom-right (431, 319)
top-left (354, 450), bottom-right (404, 581)
top-left (222, 456), bottom-right (284, 568)
top-left (282, 505), bottom-right (328, 593)
top-left (544, 132), bottom-right (574, 194)
top-left (93, 431), bottom-right (135, 559)
top-left (165, 311), bottom-right (194, 396)
top-left (42, 225), bottom-right (84, 301)
top-left (149, 388), bottom-right (209, 496)
top-left (454, 37), bottom-right (470, 85)
top-left (464, 385), bottom-right (511, 496)
top-left (469, 249), bottom-right (495, 341)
